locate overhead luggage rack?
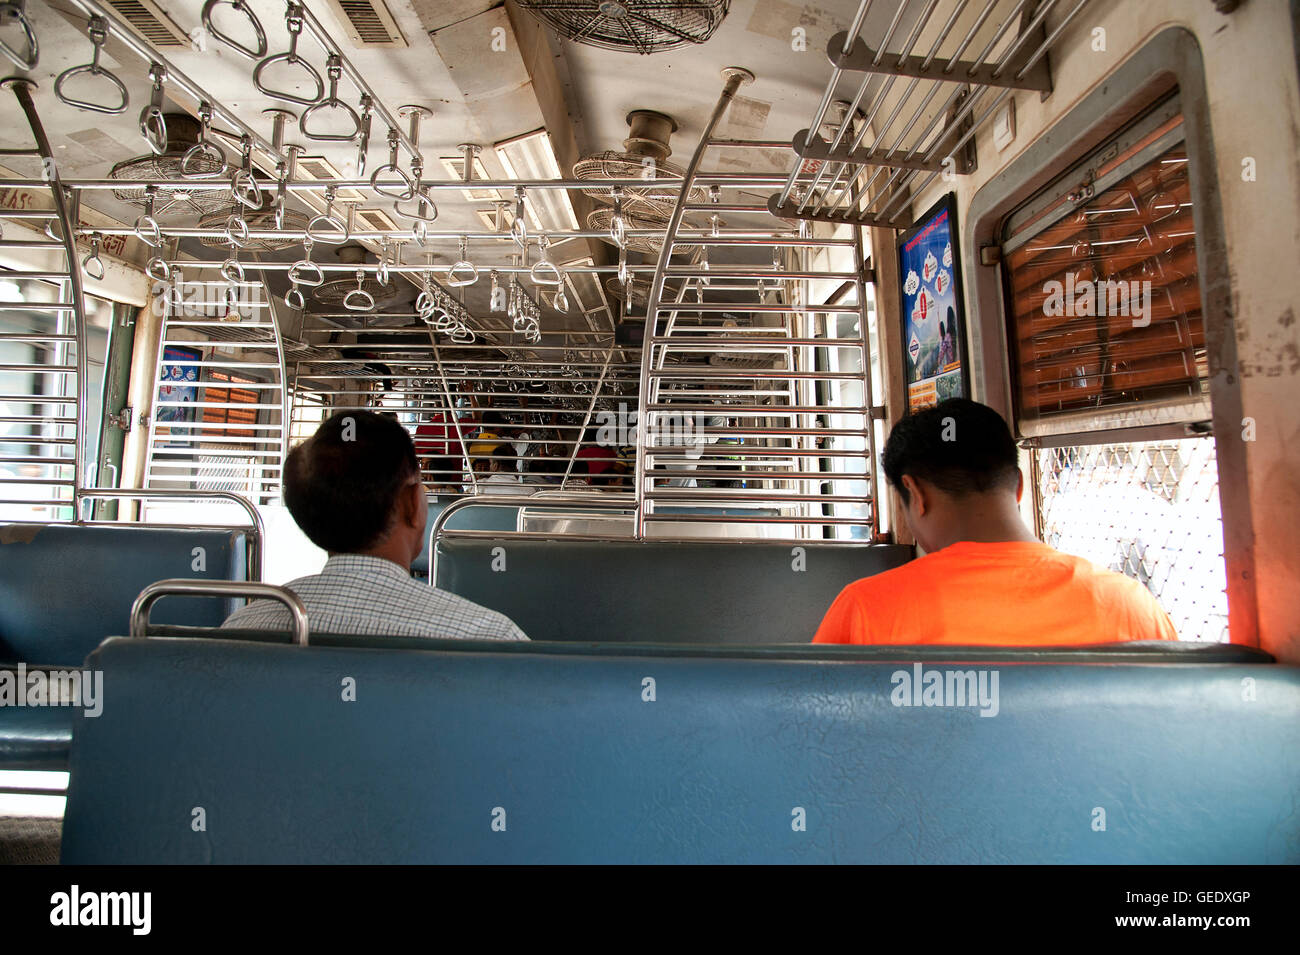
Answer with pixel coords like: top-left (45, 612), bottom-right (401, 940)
top-left (769, 0), bottom-right (1093, 229)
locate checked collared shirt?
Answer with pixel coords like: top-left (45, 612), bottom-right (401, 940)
top-left (223, 553), bottom-right (528, 641)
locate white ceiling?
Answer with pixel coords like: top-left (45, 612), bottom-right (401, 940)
top-left (0, 0), bottom-right (998, 338)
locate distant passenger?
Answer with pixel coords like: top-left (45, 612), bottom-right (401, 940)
top-left (814, 399), bottom-right (1177, 645)
top-left (224, 411), bottom-right (527, 641)
top-left (480, 446), bottom-right (522, 495)
top-left (425, 454), bottom-right (463, 494)
top-left (575, 426), bottom-right (616, 484)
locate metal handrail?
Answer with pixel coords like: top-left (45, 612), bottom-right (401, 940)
top-left (75, 488), bottom-right (265, 581)
top-left (130, 579), bottom-right (308, 645)
top-left (428, 493), bottom-right (636, 582)
top-left (425, 493), bottom-right (889, 583)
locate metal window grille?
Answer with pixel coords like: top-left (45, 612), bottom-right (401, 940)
top-left (1035, 436), bottom-right (1228, 641)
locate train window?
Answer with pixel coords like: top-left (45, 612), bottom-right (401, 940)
top-left (1003, 135), bottom-right (1204, 419)
top-left (201, 371), bottom-right (260, 439)
top-left (1001, 96), bottom-right (1227, 642)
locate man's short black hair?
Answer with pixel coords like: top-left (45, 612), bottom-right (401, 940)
top-left (283, 410), bottom-right (419, 553)
top-left (882, 398), bottom-right (1019, 504)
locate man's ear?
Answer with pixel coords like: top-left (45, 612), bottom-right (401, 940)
top-left (900, 474), bottom-right (926, 517)
top-left (1015, 468), bottom-right (1024, 503)
top-left (401, 480), bottom-right (423, 528)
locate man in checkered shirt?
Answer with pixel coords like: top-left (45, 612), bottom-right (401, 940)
top-left (224, 410), bottom-right (527, 641)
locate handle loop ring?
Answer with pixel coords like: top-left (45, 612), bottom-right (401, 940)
top-left (146, 256), bottom-right (170, 281)
top-left (299, 55), bottom-right (362, 142)
top-left (251, 4), bottom-right (324, 107)
top-left (80, 235), bottom-right (105, 280)
top-left (342, 270), bottom-right (374, 312)
top-left (55, 17), bottom-right (129, 115)
top-left (138, 63), bottom-right (168, 155)
top-left (202, 0), bottom-right (267, 61)
top-left (224, 214), bottom-right (249, 248)
top-left (0, 0), bottom-right (39, 71)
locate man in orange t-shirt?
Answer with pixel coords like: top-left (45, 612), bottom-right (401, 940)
top-left (814, 398), bottom-right (1177, 645)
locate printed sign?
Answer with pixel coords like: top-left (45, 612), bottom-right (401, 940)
top-left (897, 193), bottom-right (970, 413)
top-left (155, 344), bottom-right (201, 445)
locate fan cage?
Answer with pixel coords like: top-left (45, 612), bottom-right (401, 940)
top-left (312, 277), bottom-right (398, 307)
top-left (572, 151), bottom-right (706, 214)
top-left (517, 0), bottom-right (730, 55)
top-left (110, 154), bottom-right (233, 216)
top-left (197, 208), bottom-right (311, 252)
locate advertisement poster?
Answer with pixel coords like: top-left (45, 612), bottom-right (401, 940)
top-left (155, 344), bottom-right (201, 444)
top-left (897, 193), bottom-right (969, 412)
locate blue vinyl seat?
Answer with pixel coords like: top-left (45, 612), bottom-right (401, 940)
top-left (433, 537), bottom-right (913, 643)
top-left (0, 523), bottom-right (248, 769)
top-left (409, 499), bottom-right (519, 576)
top-left (59, 636), bottom-right (1298, 864)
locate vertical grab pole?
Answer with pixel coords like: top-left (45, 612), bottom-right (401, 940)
top-left (634, 66), bottom-right (754, 539)
top-left (850, 224), bottom-right (880, 538)
top-left (4, 78), bottom-right (90, 512)
top-left (560, 345), bottom-right (615, 489)
top-left (430, 334), bottom-right (470, 494)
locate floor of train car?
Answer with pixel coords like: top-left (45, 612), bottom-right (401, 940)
top-left (0, 815), bottom-right (60, 865)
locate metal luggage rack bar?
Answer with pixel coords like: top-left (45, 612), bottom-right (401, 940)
top-left (769, 0), bottom-right (1092, 228)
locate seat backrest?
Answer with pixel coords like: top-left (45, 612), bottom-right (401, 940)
top-left (60, 637), bottom-right (1300, 864)
top-left (434, 538), bottom-right (912, 643)
top-left (410, 499), bottom-right (520, 575)
top-left (0, 523), bottom-right (248, 666)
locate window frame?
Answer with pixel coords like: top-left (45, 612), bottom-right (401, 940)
top-left (998, 95), bottom-right (1210, 439)
top-left (961, 27), bottom-right (1257, 647)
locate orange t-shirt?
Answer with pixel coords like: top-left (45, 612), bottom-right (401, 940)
top-left (813, 540), bottom-right (1178, 645)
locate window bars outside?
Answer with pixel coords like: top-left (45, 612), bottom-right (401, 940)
top-left (1035, 436), bottom-right (1229, 642)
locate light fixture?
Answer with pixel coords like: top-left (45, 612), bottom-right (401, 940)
top-left (494, 129), bottom-right (580, 233)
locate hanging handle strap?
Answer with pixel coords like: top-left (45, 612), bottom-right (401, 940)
top-left (202, 0), bottom-right (267, 61)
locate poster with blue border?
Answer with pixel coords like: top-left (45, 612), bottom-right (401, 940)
top-left (897, 193), bottom-right (970, 413)
top-left (155, 344), bottom-right (200, 445)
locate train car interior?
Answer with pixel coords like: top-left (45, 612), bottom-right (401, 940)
top-left (0, 0), bottom-right (1296, 865)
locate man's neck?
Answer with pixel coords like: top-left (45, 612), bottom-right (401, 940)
top-left (929, 495), bottom-right (1039, 551)
top-left (330, 543), bottom-right (411, 572)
